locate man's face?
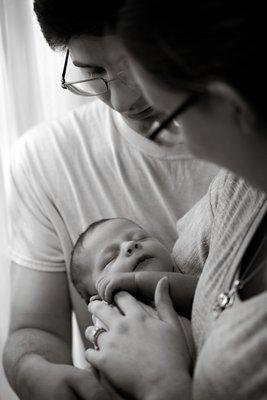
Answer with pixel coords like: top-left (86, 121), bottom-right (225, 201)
top-left (68, 35), bottom-right (161, 135)
top-left (79, 218), bottom-right (174, 294)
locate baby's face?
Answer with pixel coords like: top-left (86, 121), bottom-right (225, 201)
top-left (80, 219), bottom-right (174, 292)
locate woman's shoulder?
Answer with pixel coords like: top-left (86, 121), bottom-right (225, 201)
top-left (209, 170), bottom-right (266, 217)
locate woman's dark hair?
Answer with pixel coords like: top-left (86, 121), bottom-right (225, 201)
top-left (33, 0), bottom-right (124, 49)
top-left (118, 0), bottom-right (266, 121)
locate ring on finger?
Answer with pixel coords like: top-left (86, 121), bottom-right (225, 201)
top-left (92, 327), bottom-right (107, 350)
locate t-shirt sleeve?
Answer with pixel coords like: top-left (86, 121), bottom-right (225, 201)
top-left (9, 135), bottom-right (66, 272)
top-left (172, 170), bottom-right (227, 276)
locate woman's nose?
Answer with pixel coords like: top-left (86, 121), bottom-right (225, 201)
top-left (122, 240), bottom-right (140, 257)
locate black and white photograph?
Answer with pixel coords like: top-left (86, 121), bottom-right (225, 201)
top-left (0, 1), bottom-right (266, 399)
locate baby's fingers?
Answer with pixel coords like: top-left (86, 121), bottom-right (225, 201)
top-left (96, 276), bottom-right (109, 300)
top-left (104, 281), bottom-right (119, 304)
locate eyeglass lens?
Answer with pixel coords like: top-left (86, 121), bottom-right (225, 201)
top-left (67, 80), bottom-right (108, 96)
top-left (62, 49), bottom-right (140, 96)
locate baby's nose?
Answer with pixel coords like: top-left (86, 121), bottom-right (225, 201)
top-left (122, 240), bottom-right (139, 256)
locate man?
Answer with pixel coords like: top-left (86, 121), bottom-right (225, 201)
top-left (3, 1), bottom-right (217, 399)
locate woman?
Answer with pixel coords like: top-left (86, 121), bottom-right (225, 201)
top-left (85, 1), bottom-right (267, 399)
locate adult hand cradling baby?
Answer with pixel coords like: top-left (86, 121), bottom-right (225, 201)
top-left (85, 278), bottom-right (193, 400)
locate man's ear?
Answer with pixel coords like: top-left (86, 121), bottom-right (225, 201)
top-left (206, 81), bottom-right (256, 136)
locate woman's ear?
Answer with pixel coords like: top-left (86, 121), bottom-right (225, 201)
top-left (206, 81), bottom-right (256, 136)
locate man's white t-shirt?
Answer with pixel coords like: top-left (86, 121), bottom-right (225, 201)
top-left (9, 100), bottom-right (217, 336)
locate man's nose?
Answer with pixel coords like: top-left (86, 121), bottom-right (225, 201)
top-left (108, 80), bottom-right (140, 113)
top-left (121, 240), bottom-right (140, 257)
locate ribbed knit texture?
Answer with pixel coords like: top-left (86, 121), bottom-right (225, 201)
top-left (173, 171), bottom-right (267, 399)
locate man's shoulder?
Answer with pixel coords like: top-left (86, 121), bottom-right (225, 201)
top-left (12, 100), bottom-right (113, 159)
top-left (10, 100), bottom-right (119, 184)
top-left (37, 100), bottom-right (110, 135)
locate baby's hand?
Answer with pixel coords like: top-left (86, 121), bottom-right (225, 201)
top-left (96, 272), bottom-right (137, 303)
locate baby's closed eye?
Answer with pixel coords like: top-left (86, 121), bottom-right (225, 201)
top-left (132, 232), bottom-right (149, 241)
top-left (102, 249), bottom-right (119, 268)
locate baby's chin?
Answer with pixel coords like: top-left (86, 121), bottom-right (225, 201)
top-left (134, 257), bottom-right (173, 272)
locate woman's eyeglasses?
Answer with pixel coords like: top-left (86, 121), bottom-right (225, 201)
top-left (148, 93), bottom-right (202, 140)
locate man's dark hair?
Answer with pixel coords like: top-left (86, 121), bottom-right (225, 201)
top-left (33, 0), bottom-right (124, 49)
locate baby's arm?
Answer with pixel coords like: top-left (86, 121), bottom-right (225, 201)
top-left (96, 271), bottom-right (197, 318)
top-left (135, 271), bottom-right (197, 318)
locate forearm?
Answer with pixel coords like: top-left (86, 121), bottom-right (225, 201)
top-left (3, 328), bottom-right (72, 395)
top-left (135, 271), bottom-right (198, 318)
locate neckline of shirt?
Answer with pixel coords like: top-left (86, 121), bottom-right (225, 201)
top-left (113, 109), bottom-right (194, 160)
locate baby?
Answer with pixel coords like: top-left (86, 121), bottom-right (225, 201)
top-left (70, 217), bottom-right (197, 319)
top-left (70, 216), bottom-right (197, 373)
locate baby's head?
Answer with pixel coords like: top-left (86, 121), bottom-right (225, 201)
top-left (70, 217), bottom-right (174, 303)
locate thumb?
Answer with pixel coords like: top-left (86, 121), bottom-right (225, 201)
top-left (155, 277), bottom-right (178, 328)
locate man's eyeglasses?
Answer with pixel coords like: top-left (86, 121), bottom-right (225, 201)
top-left (148, 94), bottom-right (202, 140)
top-left (61, 49), bottom-right (136, 97)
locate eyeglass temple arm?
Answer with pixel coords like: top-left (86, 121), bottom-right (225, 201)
top-left (149, 107), bottom-right (182, 140)
top-left (149, 94), bottom-right (200, 141)
top-left (61, 49), bottom-right (70, 86)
